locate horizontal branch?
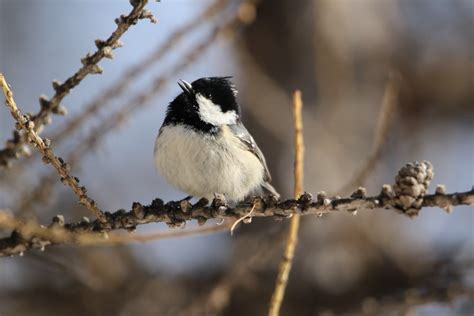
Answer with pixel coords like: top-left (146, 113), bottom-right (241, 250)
top-left (1, 185), bottom-right (472, 257)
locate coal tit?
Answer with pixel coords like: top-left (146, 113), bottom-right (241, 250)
top-left (154, 77), bottom-right (279, 202)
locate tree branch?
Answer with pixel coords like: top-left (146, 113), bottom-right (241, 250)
top-left (7, 0), bottom-right (257, 218)
top-left (0, 74), bottom-right (106, 222)
top-left (1, 164), bottom-right (472, 257)
top-left (357, 282), bottom-right (474, 315)
top-left (0, 0), bottom-right (156, 168)
top-left (47, 0), bottom-right (228, 150)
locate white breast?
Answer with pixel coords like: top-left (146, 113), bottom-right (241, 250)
top-left (154, 125), bottom-right (265, 202)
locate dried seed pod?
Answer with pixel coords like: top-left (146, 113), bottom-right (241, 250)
top-left (42, 138), bottom-right (51, 147)
top-left (380, 184), bottom-right (394, 198)
top-left (111, 40), bottom-right (124, 49)
top-left (393, 161), bottom-right (434, 213)
top-left (53, 105), bottom-right (68, 116)
top-left (80, 53), bottom-right (92, 66)
top-left (103, 46), bottom-right (114, 59)
top-left (95, 39), bottom-right (105, 49)
top-left (39, 95), bottom-right (51, 110)
top-left (52, 80), bottom-right (62, 91)
top-left (52, 215), bottom-right (65, 226)
top-left (91, 65), bottom-right (104, 75)
top-left (132, 202), bottom-right (145, 219)
top-left (351, 187), bottom-right (367, 199)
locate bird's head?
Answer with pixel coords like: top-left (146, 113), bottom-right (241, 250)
top-left (176, 77), bottom-right (240, 126)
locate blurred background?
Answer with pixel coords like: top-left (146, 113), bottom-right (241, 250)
top-left (0, 0), bottom-right (473, 315)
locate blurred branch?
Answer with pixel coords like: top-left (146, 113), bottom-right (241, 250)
top-left (12, 30), bottom-right (225, 216)
top-left (11, 0), bottom-right (255, 216)
top-left (0, 211), bottom-right (230, 254)
top-left (15, 174), bottom-right (55, 219)
top-left (179, 233), bottom-right (282, 315)
top-left (1, 161), bottom-right (473, 257)
top-left (269, 90), bottom-right (304, 316)
top-left (47, 0), bottom-right (228, 149)
top-left (358, 283), bottom-right (474, 315)
top-left (0, 0), bottom-right (156, 168)
top-left (0, 74), bottom-right (106, 223)
top-left (338, 73), bottom-right (400, 195)
top-left (103, 221), bottom-right (231, 245)
top-left (0, 0), bottom-right (229, 196)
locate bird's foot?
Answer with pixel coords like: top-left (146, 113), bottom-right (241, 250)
top-left (212, 193), bottom-right (232, 207)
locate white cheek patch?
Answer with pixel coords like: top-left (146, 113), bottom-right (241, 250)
top-left (196, 93), bottom-right (237, 126)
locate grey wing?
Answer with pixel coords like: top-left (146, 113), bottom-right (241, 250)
top-left (229, 122), bottom-right (272, 182)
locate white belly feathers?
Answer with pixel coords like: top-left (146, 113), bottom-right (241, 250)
top-left (154, 124), bottom-right (265, 202)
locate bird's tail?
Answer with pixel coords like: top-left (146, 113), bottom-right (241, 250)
top-left (261, 182), bottom-right (280, 199)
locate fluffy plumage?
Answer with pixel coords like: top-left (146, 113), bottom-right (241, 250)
top-left (154, 77), bottom-right (279, 202)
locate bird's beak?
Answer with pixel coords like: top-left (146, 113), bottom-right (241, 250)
top-left (177, 79), bottom-right (194, 95)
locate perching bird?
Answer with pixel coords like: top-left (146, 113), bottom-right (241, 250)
top-left (154, 76), bottom-right (279, 203)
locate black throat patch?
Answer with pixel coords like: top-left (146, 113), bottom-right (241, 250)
top-left (162, 93), bottom-right (219, 135)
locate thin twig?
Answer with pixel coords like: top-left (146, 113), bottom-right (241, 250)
top-left (230, 203), bottom-right (255, 235)
top-left (0, 0), bottom-right (156, 168)
top-left (268, 90), bottom-right (304, 316)
top-left (0, 74), bottom-right (106, 223)
top-left (103, 220), bottom-right (232, 245)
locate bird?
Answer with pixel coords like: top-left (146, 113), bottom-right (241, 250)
top-left (154, 76), bottom-right (279, 203)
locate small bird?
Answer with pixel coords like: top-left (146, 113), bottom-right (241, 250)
top-left (154, 77), bottom-right (279, 203)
